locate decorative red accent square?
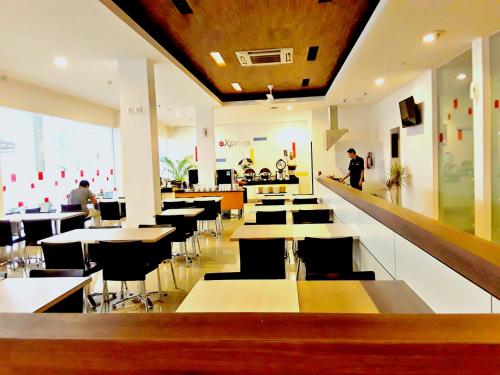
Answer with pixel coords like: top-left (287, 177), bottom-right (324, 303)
top-left (495, 99), bottom-right (499, 109)
top-left (458, 129), bottom-right (463, 141)
top-left (292, 142), bottom-right (296, 157)
top-left (80, 170), bottom-right (84, 177)
top-left (2, 186), bottom-right (5, 192)
top-left (113, 187), bottom-right (117, 192)
top-left (439, 133), bottom-right (444, 143)
top-left (453, 99), bottom-right (458, 109)
top-left (91, 178), bottom-right (95, 183)
top-left (61, 170), bottom-right (66, 178)
top-left (96, 169), bottom-right (100, 176)
top-left (30, 183), bottom-right (35, 189)
top-left (468, 107), bottom-right (472, 115)
top-left (110, 169), bottom-right (114, 176)
top-left (10, 174), bottom-right (16, 183)
top-left (44, 197), bottom-right (49, 203)
top-left (195, 146), bottom-right (198, 162)
top-left (38, 171), bottom-right (44, 180)
top-left (106, 177), bottom-right (109, 181)
top-left (18, 201), bottom-right (24, 208)
top-left (55, 181), bottom-right (59, 186)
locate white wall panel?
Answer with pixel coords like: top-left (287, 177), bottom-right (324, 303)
top-left (353, 241), bottom-right (394, 280)
top-left (492, 297), bottom-right (500, 313)
top-left (395, 234), bottom-right (492, 313)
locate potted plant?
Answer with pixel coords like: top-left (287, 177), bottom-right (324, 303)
top-left (160, 156), bottom-right (196, 184)
top-left (383, 161), bottom-right (410, 205)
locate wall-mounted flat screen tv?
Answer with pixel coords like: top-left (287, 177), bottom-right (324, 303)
top-left (399, 96), bottom-right (421, 127)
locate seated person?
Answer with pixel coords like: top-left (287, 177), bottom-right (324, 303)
top-left (68, 180), bottom-right (101, 226)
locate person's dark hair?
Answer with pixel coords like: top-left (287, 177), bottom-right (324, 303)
top-left (79, 180), bottom-right (90, 188)
top-left (347, 148), bottom-right (356, 154)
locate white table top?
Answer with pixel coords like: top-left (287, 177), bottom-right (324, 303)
top-left (98, 198), bottom-right (126, 203)
top-left (163, 196), bottom-right (223, 203)
top-left (0, 277), bottom-right (91, 313)
top-left (177, 280), bottom-right (299, 313)
top-left (39, 227), bottom-right (175, 244)
top-left (160, 208), bottom-right (204, 217)
top-left (245, 203), bottom-right (330, 213)
top-left (260, 195), bottom-right (320, 201)
top-left (230, 223), bottom-right (358, 241)
top-left (2, 211), bottom-right (86, 222)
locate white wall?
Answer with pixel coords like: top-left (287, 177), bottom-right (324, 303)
top-left (0, 76), bottom-right (118, 128)
top-left (336, 70), bottom-right (438, 218)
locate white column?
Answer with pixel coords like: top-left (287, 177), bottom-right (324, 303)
top-left (118, 59), bottom-right (161, 227)
top-left (472, 38), bottom-right (492, 240)
top-left (196, 107), bottom-right (216, 186)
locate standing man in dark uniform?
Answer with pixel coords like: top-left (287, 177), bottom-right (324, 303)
top-left (340, 148), bottom-right (365, 190)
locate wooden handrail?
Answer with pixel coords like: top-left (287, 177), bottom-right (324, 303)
top-left (0, 313), bottom-right (499, 373)
top-left (319, 177), bottom-right (500, 298)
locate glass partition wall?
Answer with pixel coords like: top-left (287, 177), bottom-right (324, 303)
top-left (0, 106), bottom-right (117, 213)
top-left (491, 32), bottom-right (500, 243)
top-left (437, 50), bottom-right (475, 233)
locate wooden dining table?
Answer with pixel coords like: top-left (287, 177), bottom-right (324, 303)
top-left (160, 208), bottom-right (204, 217)
top-left (2, 211), bottom-right (87, 234)
top-left (176, 280), bottom-right (433, 313)
top-left (230, 223), bottom-right (358, 241)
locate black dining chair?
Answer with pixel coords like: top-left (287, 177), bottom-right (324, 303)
top-left (61, 204), bottom-right (84, 212)
top-left (99, 201), bottom-right (121, 222)
top-left (204, 238), bottom-right (286, 280)
top-left (22, 219), bottom-right (53, 265)
top-left (0, 220), bottom-right (24, 267)
top-left (162, 200), bottom-right (188, 210)
top-left (99, 240), bottom-right (158, 312)
top-left (138, 224), bottom-right (178, 289)
top-left (29, 269), bottom-right (85, 313)
top-left (24, 207), bottom-right (41, 213)
top-left (60, 214), bottom-right (86, 233)
top-left (40, 241), bottom-right (108, 309)
top-left (156, 215), bottom-right (196, 266)
top-left (299, 237), bottom-right (354, 280)
top-left (293, 198), bottom-right (319, 205)
top-left (193, 200), bottom-right (221, 238)
top-left (261, 198), bottom-right (285, 206)
top-left (292, 209), bottom-right (332, 224)
top-left (255, 210), bottom-right (287, 225)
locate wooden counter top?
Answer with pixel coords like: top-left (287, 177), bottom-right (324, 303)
top-left (319, 177), bottom-right (500, 298)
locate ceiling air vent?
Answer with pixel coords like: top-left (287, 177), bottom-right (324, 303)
top-left (235, 48), bottom-right (293, 66)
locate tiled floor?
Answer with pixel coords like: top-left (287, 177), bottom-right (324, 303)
top-left (0, 217), bottom-right (298, 313)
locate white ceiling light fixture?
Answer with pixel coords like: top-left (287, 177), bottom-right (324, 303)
top-left (231, 82), bottom-right (242, 92)
top-left (286, 105), bottom-right (293, 111)
top-left (375, 78), bottom-right (385, 86)
top-left (457, 73), bottom-right (467, 80)
top-left (422, 30), bottom-right (443, 43)
top-left (53, 56), bottom-right (68, 67)
top-left (175, 112), bottom-right (181, 117)
top-left (209, 52), bottom-right (226, 67)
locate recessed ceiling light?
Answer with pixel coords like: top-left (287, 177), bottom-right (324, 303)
top-left (422, 30), bottom-right (443, 43)
top-left (286, 105), bottom-right (293, 111)
top-left (209, 52), bottom-right (226, 67)
top-left (375, 78), bottom-right (385, 86)
top-left (53, 56), bottom-right (68, 67)
top-left (457, 73), bottom-right (467, 80)
top-left (231, 82), bottom-right (242, 92)
top-left (175, 112), bottom-right (181, 117)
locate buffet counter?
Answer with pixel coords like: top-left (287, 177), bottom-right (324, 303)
top-left (242, 178), bottom-right (300, 201)
top-left (175, 189), bottom-right (244, 211)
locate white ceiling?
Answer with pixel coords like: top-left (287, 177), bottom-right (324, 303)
top-left (0, 0), bottom-right (499, 126)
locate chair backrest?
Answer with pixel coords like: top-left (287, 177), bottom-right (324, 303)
top-left (155, 215), bottom-right (191, 241)
top-left (292, 209), bottom-right (332, 224)
top-left (99, 201), bottom-right (121, 220)
top-left (25, 207), bottom-right (41, 213)
top-left (99, 241), bottom-right (150, 281)
top-left (193, 200), bottom-right (218, 220)
top-left (88, 225), bottom-right (122, 229)
top-left (305, 271), bottom-right (376, 281)
top-left (256, 211), bottom-right (287, 225)
top-left (41, 241), bottom-right (86, 270)
top-left (0, 220), bottom-right (13, 246)
top-left (138, 224), bottom-right (173, 261)
top-left (29, 269), bottom-right (84, 313)
top-left (22, 219), bottom-right (53, 245)
top-left (60, 215), bottom-right (86, 233)
top-left (119, 202), bottom-right (126, 217)
top-left (293, 198), bottom-right (318, 205)
top-left (61, 204), bottom-right (83, 212)
top-left (162, 200), bottom-right (187, 210)
top-left (262, 199), bottom-right (285, 206)
top-left (238, 238), bottom-right (286, 279)
top-left (302, 237), bottom-right (353, 275)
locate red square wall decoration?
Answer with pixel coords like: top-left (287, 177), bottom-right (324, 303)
top-left (44, 197), bottom-right (49, 203)
top-left (80, 170), bottom-right (84, 177)
top-left (468, 107), bottom-right (472, 115)
top-left (38, 171), bottom-right (44, 180)
top-left (453, 99), bottom-right (458, 109)
top-left (96, 169), bottom-right (100, 176)
top-left (61, 170), bottom-right (66, 178)
top-left (2, 186), bottom-right (5, 192)
top-left (55, 181), bottom-right (59, 186)
top-left (110, 169), bottom-right (114, 176)
top-left (10, 174), bottom-right (16, 183)
top-left (495, 99), bottom-right (499, 109)
top-left (458, 129), bottom-right (463, 141)
top-left (18, 201), bottom-right (23, 208)
top-left (439, 133), bottom-right (444, 143)
top-left (30, 183), bottom-right (35, 189)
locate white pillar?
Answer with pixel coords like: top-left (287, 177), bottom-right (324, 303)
top-left (472, 37), bottom-right (491, 240)
top-left (196, 107), bottom-right (216, 186)
top-left (118, 59), bottom-right (161, 227)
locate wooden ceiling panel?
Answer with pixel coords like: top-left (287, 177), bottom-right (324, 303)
top-left (111, 0), bottom-right (379, 101)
